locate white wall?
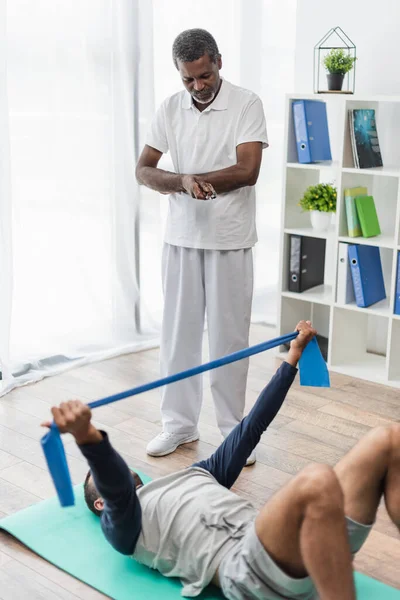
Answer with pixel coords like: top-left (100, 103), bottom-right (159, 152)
top-left (295, 0), bottom-right (400, 95)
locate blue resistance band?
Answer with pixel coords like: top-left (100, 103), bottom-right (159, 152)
top-left (41, 331), bottom-right (330, 507)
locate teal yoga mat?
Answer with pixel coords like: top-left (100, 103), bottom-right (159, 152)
top-left (0, 477), bottom-right (398, 599)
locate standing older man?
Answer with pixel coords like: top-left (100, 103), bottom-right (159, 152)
top-left (136, 29), bottom-right (268, 461)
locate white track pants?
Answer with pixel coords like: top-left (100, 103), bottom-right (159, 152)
top-left (160, 243), bottom-right (253, 438)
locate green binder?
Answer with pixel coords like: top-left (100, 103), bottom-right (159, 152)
top-left (355, 195), bottom-right (381, 237)
top-left (344, 187), bottom-right (366, 237)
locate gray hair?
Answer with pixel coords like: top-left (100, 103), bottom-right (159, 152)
top-left (172, 29), bottom-right (220, 68)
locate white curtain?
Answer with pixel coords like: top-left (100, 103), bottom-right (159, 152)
top-left (144, 0), bottom-right (298, 325)
top-left (0, 0), bottom-right (157, 397)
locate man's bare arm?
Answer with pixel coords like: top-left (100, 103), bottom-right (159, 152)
top-left (195, 141), bottom-right (264, 194)
top-left (135, 145), bottom-right (183, 195)
top-left (135, 145), bottom-right (214, 199)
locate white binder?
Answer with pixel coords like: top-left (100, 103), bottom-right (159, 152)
top-left (337, 242), bottom-right (355, 304)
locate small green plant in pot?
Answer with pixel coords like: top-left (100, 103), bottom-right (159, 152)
top-left (298, 183), bottom-right (337, 231)
top-left (323, 48), bottom-right (356, 91)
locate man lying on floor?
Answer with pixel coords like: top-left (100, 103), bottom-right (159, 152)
top-left (43, 320), bottom-right (400, 600)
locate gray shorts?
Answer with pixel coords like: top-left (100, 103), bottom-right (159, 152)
top-left (218, 517), bottom-right (372, 600)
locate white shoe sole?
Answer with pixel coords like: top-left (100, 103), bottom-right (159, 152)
top-left (245, 456), bottom-right (257, 467)
top-left (146, 433), bottom-right (200, 457)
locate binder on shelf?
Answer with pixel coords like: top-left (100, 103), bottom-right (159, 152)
top-left (349, 111), bottom-right (358, 168)
top-left (337, 242), bottom-right (355, 305)
top-left (344, 186), bottom-right (367, 237)
top-left (349, 109), bottom-right (383, 169)
top-left (355, 195), bottom-right (381, 238)
top-left (292, 100), bottom-right (332, 164)
top-left (394, 252), bottom-right (400, 315)
top-left (288, 235), bottom-right (326, 293)
top-left (348, 244), bottom-right (386, 308)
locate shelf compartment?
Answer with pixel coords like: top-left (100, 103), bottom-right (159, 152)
top-left (330, 308), bottom-right (389, 383)
top-left (338, 171), bottom-right (398, 242)
top-left (284, 168), bottom-right (320, 230)
top-left (282, 232), bottom-right (336, 301)
top-left (287, 97), bottom-right (342, 165)
top-left (334, 246), bottom-right (394, 317)
top-left (331, 356), bottom-right (389, 385)
top-left (279, 297), bottom-right (330, 356)
top-left (343, 100), bottom-right (400, 170)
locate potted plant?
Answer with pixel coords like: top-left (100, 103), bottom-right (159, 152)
top-left (323, 48), bottom-right (356, 91)
top-left (298, 183), bottom-right (337, 231)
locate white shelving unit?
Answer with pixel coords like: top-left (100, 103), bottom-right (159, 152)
top-left (277, 93), bottom-right (400, 388)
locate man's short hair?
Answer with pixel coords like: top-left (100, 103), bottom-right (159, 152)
top-left (172, 28), bottom-right (220, 68)
top-left (83, 470), bottom-right (144, 517)
top-left (84, 470), bottom-right (102, 517)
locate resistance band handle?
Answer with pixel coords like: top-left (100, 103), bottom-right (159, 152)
top-left (87, 331), bottom-right (299, 410)
top-left (41, 422), bottom-right (75, 507)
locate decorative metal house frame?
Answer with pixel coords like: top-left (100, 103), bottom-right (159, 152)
top-left (314, 27), bottom-right (356, 94)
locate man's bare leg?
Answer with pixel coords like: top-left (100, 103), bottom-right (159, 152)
top-left (334, 423), bottom-right (400, 531)
top-left (252, 423), bottom-right (400, 600)
top-left (254, 463), bottom-right (356, 600)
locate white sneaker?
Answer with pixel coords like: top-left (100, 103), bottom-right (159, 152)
top-left (245, 450), bottom-right (257, 466)
top-left (146, 431), bottom-right (199, 457)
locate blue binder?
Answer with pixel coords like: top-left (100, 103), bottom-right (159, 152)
top-left (348, 245), bottom-right (386, 308)
top-left (394, 251), bottom-right (400, 315)
top-left (292, 100), bottom-right (332, 164)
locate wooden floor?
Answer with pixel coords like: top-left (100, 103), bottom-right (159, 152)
top-left (0, 324), bottom-right (399, 598)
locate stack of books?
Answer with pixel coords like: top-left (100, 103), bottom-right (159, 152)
top-left (349, 108), bottom-right (383, 169)
top-left (344, 187), bottom-right (381, 238)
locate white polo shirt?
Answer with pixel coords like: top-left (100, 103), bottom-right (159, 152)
top-left (146, 79), bottom-right (268, 250)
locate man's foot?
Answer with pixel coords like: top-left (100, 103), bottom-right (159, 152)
top-left (146, 431), bottom-right (199, 457)
top-left (245, 450), bottom-right (256, 466)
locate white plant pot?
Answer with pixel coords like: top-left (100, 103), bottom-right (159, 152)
top-left (310, 210), bottom-right (332, 231)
